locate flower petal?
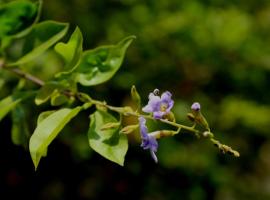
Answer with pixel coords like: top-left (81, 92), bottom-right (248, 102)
top-left (139, 117), bottom-right (148, 138)
top-left (153, 111), bottom-right (164, 119)
top-left (150, 150), bottom-right (158, 163)
top-left (161, 91), bottom-right (172, 102)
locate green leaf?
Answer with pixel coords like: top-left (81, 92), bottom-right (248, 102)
top-left (29, 106), bottom-right (81, 170)
top-left (88, 110), bottom-right (128, 166)
top-left (35, 81), bottom-right (70, 105)
top-left (8, 20), bottom-right (69, 66)
top-left (11, 105), bottom-right (30, 148)
top-left (76, 35), bottom-right (136, 86)
top-left (50, 91), bottom-right (69, 106)
top-left (54, 26), bottom-right (83, 76)
top-left (0, 92), bottom-right (34, 121)
top-left (35, 82), bottom-right (58, 105)
top-left (37, 110), bottom-right (56, 124)
top-left (0, 0), bottom-right (39, 39)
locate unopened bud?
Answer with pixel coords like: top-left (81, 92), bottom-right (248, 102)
top-left (100, 122), bottom-right (120, 131)
top-left (149, 130), bottom-right (175, 139)
top-left (202, 131), bottom-right (213, 138)
top-left (120, 124), bottom-right (139, 134)
top-left (187, 113), bottom-right (195, 122)
top-left (163, 111), bottom-right (175, 122)
top-left (153, 89), bottom-right (159, 95)
top-left (190, 102), bottom-right (210, 131)
top-left (191, 102), bottom-right (201, 112)
top-left (131, 85), bottom-right (141, 109)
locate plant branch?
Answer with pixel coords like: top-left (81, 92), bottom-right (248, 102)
top-left (0, 61), bottom-right (240, 157)
top-left (0, 59), bottom-right (44, 86)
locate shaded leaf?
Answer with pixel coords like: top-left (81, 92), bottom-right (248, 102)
top-left (0, 0), bottom-right (38, 39)
top-left (29, 106), bottom-right (81, 170)
top-left (76, 35), bottom-right (135, 86)
top-left (0, 92), bottom-right (33, 121)
top-left (11, 104), bottom-right (30, 148)
top-left (50, 91), bottom-right (69, 106)
top-left (35, 82), bottom-right (59, 105)
top-left (88, 110), bottom-right (128, 166)
top-left (8, 20), bottom-right (69, 66)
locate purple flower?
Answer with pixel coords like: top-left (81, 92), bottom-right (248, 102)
top-left (142, 89), bottom-right (174, 119)
top-left (139, 117), bottom-right (158, 163)
top-left (191, 102), bottom-right (201, 111)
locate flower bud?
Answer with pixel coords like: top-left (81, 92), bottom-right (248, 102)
top-left (191, 102), bottom-right (201, 111)
top-left (100, 122), bottom-right (120, 131)
top-left (120, 124), bottom-right (139, 134)
top-left (190, 102), bottom-right (210, 131)
top-left (163, 111), bottom-right (175, 122)
top-left (131, 85), bottom-right (141, 109)
top-left (149, 130), bottom-right (175, 139)
top-left (202, 131), bottom-right (213, 138)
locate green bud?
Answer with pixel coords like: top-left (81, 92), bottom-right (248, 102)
top-left (149, 130), bottom-right (175, 139)
top-left (82, 102), bottom-right (93, 110)
top-left (202, 131), bottom-right (214, 138)
top-left (120, 124), bottom-right (139, 134)
top-left (163, 111), bottom-right (175, 122)
top-left (77, 92), bottom-right (92, 102)
top-left (187, 113), bottom-right (195, 122)
top-left (100, 122), bottom-right (120, 131)
top-left (191, 111), bottom-right (209, 131)
top-left (131, 85), bottom-right (141, 109)
top-left (50, 91), bottom-right (69, 106)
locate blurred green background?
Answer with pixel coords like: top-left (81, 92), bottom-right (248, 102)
top-left (1, 0), bottom-right (270, 199)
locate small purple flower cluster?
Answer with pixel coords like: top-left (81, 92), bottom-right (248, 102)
top-left (139, 89), bottom-right (174, 162)
top-left (139, 89), bottom-right (203, 162)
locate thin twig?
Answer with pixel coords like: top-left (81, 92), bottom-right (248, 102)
top-left (0, 59), bottom-right (44, 86)
top-left (7, 68), bottom-right (45, 86)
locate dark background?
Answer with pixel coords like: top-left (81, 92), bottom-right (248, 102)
top-left (1, 0), bottom-right (270, 199)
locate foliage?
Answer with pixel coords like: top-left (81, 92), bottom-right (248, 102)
top-left (0, 0), bottom-right (239, 171)
top-left (1, 0), bottom-right (270, 199)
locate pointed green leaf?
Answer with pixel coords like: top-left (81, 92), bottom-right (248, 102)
top-left (8, 20), bottom-right (69, 66)
top-left (54, 26), bottom-right (83, 76)
top-left (88, 110), bottom-right (128, 166)
top-left (29, 106), bottom-right (81, 170)
top-left (76, 35), bottom-right (136, 86)
top-left (11, 105), bottom-right (30, 148)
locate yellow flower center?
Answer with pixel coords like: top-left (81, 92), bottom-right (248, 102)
top-left (160, 103), bottom-right (167, 112)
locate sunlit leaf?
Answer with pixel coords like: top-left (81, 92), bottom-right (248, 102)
top-left (37, 110), bottom-right (56, 125)
top-left (29, 106), bottom-right (81, 170)
top-left (54, 26), bottom-right (83, 76)
top-left (8, 20), bottom-right (69, 66)
top-left (76, 35), bottom-right (136, 86)
top-left (88, 110), bottom-right (128, 166)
